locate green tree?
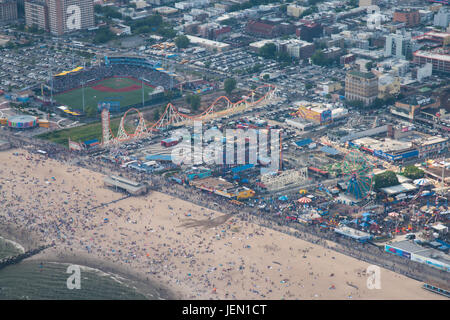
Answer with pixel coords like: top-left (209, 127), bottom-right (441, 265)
top-left (188, 94), bottom-right (201, 111)
top-left (175, 35), bottom-right (190, 49)
top-left (159, 27), bottom-right (176, 39)
top-left (224, 78), bottom-right (237, 96)
top-left (365, 61), bottom-right (374, 71)
top-left (93, 26), bottom-right (115, 44)
top-left (258, 43), bottom-right (277, 59)
top-left (220, 18), bottom-right (238, 26)
top-left (311, 49), bottom-right (330, 66)
top-left (85, 105), bottom-right (97, 117)
top-left (346, 100), bottom-right (364, 108)
top-left (164, 90), bottom-right (174, 102)
top-left (403, 165), bottom-right (424, 180)
top-left (153, 109), bottom-right (161, 121)
top-left (374, 171), bottom-right (399, 190)
top-left (277, 51), bottom-right (291, 63)
top-left (371, 98), bottom-right (384, 109)
top-left (263, 74), bottom-right (270, 81)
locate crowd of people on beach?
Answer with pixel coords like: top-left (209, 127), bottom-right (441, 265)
top-left (0, 133), bottom-right (447, 299)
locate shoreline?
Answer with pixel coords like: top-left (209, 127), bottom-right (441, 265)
top-left (0, 222), bottom-right (180, 300)
top-left (0, 222), bottom-right (44, 252)
top-left (0, 147), bottom-right (444, 300)
top-left (0, 236), bottom-right (26, 255)
top-left (16, 244), bottom-right (180, 300)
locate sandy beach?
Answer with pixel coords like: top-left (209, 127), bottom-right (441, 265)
top-left (0, 148), bottom-right (444, 300)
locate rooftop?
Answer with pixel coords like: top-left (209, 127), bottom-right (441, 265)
top-left (347, 70), bottom-right (376, 79)
top-left (414, 50), bottom-right (450, 62)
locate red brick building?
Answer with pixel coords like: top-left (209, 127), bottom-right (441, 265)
top-left (246, 20), bottom-right (281, 38)
top-left (393, 9), bottom-right (420, 28)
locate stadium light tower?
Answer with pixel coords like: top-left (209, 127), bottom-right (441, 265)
top-left (81, 80), bottom-right (85, 113)
top-left (141, 77), bottom-right (144, 107)
top-left (48, 69), bottom-right (53, 107)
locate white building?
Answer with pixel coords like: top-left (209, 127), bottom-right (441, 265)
top-left (434, 6), bottom-right (450, 28)
top-left (286, 4), bottom-right (306, 18)
top-left (186, 35), bottom-right (230, 52)
top-left (416, 63), bottom-right (432, 83)
top-left (384, 30), bottom-right (413, 60)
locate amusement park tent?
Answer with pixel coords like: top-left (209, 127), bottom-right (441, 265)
top-left (361, 212), bottom-right (372, 217)
top-left (414, 178), bottom-right (430, 186)
top-left (298, 197), bottom-right (312, 204)
top-left (360, 222), bottom-right (369, 228)
top-left (278, 195), bottom-right (288, 201)
top-left (380, 183), bottom-right (417, 195)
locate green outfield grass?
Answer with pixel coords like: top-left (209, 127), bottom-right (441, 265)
top-left (54, 77), bottom-right (155, 111)
top-left (36, 116), bottom-right (145, 147)
top-left (36, 118), bottom-right (121, 147)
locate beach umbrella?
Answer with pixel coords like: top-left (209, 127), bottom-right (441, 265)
top-left (298, 197), bottom-right (312, 204)
top-left (388, 212), bottom-right (399, 218)
top-left (299, 189), bottom-right (307, 195)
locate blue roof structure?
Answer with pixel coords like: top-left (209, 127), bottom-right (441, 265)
top-left (320, 146), bottom-right (340, 155)
top-left (84, 139), bottom-right (99, 145)
top-left (231, 164), bottom-right (254, 173)
top-left (146, 154), bottom-right (172, 161)
top-left (295, 138), bottom-right (313, 147)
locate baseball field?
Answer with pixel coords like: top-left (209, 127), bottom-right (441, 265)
top-left (54, 77), bottom-right (155, 111)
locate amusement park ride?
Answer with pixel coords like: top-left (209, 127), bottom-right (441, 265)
top-left (324, 149), bottom-right (375, 200)
top-left (341, 150), bottom-right (374, 200)
top-left (100, 84), bottom-right (277, 146)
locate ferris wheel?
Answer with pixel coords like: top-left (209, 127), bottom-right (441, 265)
top-left (341, 149), bottom-right (375, 200)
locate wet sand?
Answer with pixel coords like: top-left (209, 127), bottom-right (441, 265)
top-left (0, 148), bottom-right (444, 299)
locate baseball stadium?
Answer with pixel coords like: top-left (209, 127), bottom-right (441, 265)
top-left (51, 56), bottom-right (177, 113)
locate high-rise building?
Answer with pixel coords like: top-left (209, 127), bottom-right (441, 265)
top-left (24, 0), bottom-right (93, 35)
top-left (345, 70), bottom-right (378, 106)
top-left (434, 6), bottom-right (450, 28)
top-left (0, 0), bottom-right (18, 22)
top-left (47, 0), bottom-right (94, 35)
top-left (24, 0), bottom-right (48, 31)
top-left (384, 31), bottom-right (413, 60)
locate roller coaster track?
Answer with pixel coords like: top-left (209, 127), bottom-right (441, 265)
top-left (101, 84), bottom-right (277, 146)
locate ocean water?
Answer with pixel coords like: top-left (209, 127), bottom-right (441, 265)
top-left (0, 237), bottom-right (23, 260)
top-left (0, 238), bottom-right (149, 300)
